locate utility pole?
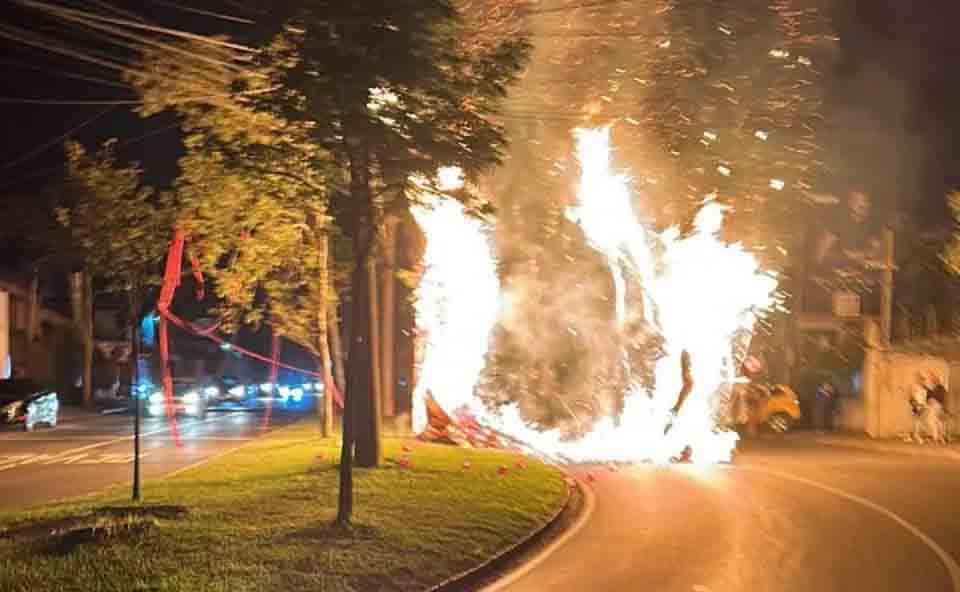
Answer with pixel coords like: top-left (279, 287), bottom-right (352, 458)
top-left (879, 227), bottom-right (896, 346)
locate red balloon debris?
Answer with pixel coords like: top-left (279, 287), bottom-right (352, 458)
top-left (497, 465), bottom-right (509, 476)
top-left (397, 457), bottom-right (412, 469)
top-left (402, 444), bottom-right (413, 453)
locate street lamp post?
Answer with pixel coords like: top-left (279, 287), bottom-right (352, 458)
top-left (131, 303), bottom-right (142, 502)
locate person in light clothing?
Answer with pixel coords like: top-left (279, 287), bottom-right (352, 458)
top-left (909, 373), bottom-right (931, 443)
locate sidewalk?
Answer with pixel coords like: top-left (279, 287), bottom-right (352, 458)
top-left (806, 431), bottom-right (960, 461)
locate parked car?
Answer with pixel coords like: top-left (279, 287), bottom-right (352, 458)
top-left (755, 384), bottom-right (803, 433)
top-left (0, 379), bottom-right (59, 431)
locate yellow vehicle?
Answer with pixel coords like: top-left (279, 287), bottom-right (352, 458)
top-left (754, 384), bottom-right (802, 433)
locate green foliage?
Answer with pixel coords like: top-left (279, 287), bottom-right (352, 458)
top-left (124, 3), bottom-right (529, 360)
top-left (259, 0), bottom-right (531, 208)
top-left (58, 140), bottom-right (174, 299)
top-left (126, 37), bottom-right (335, 353)
top-left (943, 191), bottom-right (960, 275)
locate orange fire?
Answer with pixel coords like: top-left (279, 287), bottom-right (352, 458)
top-left (412, 127), bottom-right (778, 464)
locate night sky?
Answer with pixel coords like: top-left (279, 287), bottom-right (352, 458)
top-left (0, 0), bottom-right (957, 221)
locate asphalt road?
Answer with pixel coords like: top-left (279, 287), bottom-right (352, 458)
top-left (494, 438), bottom-right (960, 592)
top-left (0, 407), bottom-right (306, 508)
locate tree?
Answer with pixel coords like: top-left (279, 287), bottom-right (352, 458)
top-left (126, 1), bottom-right (529, 524)
top-left (128, 34), bottom-right (340, 429)
top-left (58, 140), bottom-right (175, 392)
top-left (943, 191), bottom-right (960, 275)
top-left (260, 2), bottom-right (527, 524)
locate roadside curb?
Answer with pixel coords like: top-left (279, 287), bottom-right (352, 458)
top-left (814, 436), bottom-right (960, 461)
top-left (426, 468), bottom-right (581, 592)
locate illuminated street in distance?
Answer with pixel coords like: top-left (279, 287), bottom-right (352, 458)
top-left (0, 409), bottom-right (306, 508)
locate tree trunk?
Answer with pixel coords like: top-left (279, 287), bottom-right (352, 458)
top-left (337, 131), bottom-right (379, 523)
top-left (328, 305), bottom-right (346, 400)
top-left (71, 272), bottom-right (94, 408)
top-left (318, 233), bottom-right (334, 438)
top-left (27, 271), bottom-right (40, 343)
top-left (355, 257), bottom-right (383, 466)
top-left (379, 218), bottom-right (397, 418)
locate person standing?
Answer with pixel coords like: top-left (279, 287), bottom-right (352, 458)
top-left (926, 373), bottom-right (947, 444)
top-left (814, 382), bottom-right (835, 432)
top-left (910, 372), bottom-right (930, 443)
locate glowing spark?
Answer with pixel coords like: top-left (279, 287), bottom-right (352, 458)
top-left (717, 165), bottom-right (732, 176)
top-left (769, 178), bottom-right (785, 191)
top-left (367, 86), bottom-right (399, 112)
top-left (436, 166), bottom-right (464, 191)
top-left (769, 49), bottom-right (790, 59)
top-left (797, 56), bottom-right (812, 66)
top-left (703, 131), bottom-right (718, 142)
top-left (754, 130), bottom-right (769, 141)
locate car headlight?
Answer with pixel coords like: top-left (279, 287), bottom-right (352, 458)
top-left (203, 386), bottom-right (220, 397)
top-left (183, 391), bottom-right (200, 404)
top-left (149, 392), bottom-right (164, 404)
top-left (228, 385), bottom-right (245, 397)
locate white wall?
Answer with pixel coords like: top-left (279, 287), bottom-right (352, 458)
top-left (860, 350), bottom-right (949, 437)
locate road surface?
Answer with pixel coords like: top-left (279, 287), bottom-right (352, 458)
top-left (0, 408), bottom-right (306, 508)
top-left (494, 438), bottom-right (960, 592)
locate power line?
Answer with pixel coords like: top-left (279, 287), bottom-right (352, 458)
top-left (85, 0), bottom-right (148, 23)
top-left (0, 22), bottom-right (135, 72)
top-left (13, 0), bottom-right (260, 53)
top-left (218, 0), bottom-right (265, 15)
top-left (0, 119), bottom-right (182, 192)
top-left (145, 0), bottom-right (255, 24)
top-left (0, 106), bottom-right (115, 171)
top-left (38, 3), bottom-right (256, 76)
top-left (0, 84), bottom-right (278, 104)
top-left (0, 57), bottom-right (130, 89)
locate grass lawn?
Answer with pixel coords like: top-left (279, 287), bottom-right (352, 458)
top-left (0, 423), bottom-right (567, 592)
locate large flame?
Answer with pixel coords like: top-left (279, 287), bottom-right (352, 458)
top-left (411, 127), bottom-right (778, 464)
top-left (410, 196), bottom-right (501, 434)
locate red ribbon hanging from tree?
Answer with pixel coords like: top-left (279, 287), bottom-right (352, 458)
top-left (157, 229), bottom-right (344, 422)
top-left (157, 229), bottom-right (186, 446)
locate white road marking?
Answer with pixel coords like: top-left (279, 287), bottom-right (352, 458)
top-left (482, 474), bottom-right (597, 592)
top-left (0, 413), bottom-right (237, 472)
top-left (741, 465), bottom-right (960, 592)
